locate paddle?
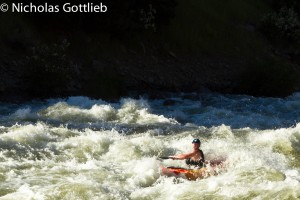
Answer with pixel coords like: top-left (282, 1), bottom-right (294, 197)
top-left (159, 156), bottom-right (179, 160)
top-left (159, 157), bottom-right (223, 165)
top-left (159, 156), bottom-right (172, 159)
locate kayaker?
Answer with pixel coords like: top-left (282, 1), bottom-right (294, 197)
top-left (169, 138), bottom-right (205, 168)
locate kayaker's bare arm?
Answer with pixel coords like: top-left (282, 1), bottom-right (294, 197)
top-left (169, 151), bottom-right (197, 160)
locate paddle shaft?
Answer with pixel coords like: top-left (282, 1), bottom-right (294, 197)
top-left (159, 156), bottom-right (172, 159)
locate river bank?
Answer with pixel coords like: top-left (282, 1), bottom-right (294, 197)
top-left (1, 0), bottom-right (300, 102)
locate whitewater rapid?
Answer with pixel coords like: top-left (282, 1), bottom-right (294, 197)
top-left (0, 93), bottom-right (299, 199)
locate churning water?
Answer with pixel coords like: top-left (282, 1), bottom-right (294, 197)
top-left (0, 93), bottom-right (299, 199)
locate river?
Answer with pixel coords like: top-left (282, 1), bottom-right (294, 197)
top-left (0, 93), bottom-right (299, 199)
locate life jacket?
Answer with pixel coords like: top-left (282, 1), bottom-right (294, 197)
top-left (185, 150), bottom-right (205, 167)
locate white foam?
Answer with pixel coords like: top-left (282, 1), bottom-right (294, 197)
top-left (0, 94), bottom-right (300, 199)
top-left (11, 107), bottom-right (34, 120)
top-left (39, 98), bottom-right (177, 125)
top-left (125, 157), bottom-right (160, 187)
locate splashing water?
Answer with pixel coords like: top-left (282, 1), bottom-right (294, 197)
top-left (0, 93), bottom-right (299, 199)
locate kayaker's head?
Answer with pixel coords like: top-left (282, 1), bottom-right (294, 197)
top-left (192, 138), bottom-right (201, 149)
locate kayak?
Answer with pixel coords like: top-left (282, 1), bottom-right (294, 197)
top-left (161, 166), bottom-right (212, 180)
top-left (161, 160), bottom-right (225, 180)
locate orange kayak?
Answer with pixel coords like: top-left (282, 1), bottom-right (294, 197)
top-left (161, 160), bottom-right (225, 180)
top-left (161, 166), bottom-right (212, 180)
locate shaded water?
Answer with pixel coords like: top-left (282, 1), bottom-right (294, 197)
top-left (0, 93), bottom-right (299, 199)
